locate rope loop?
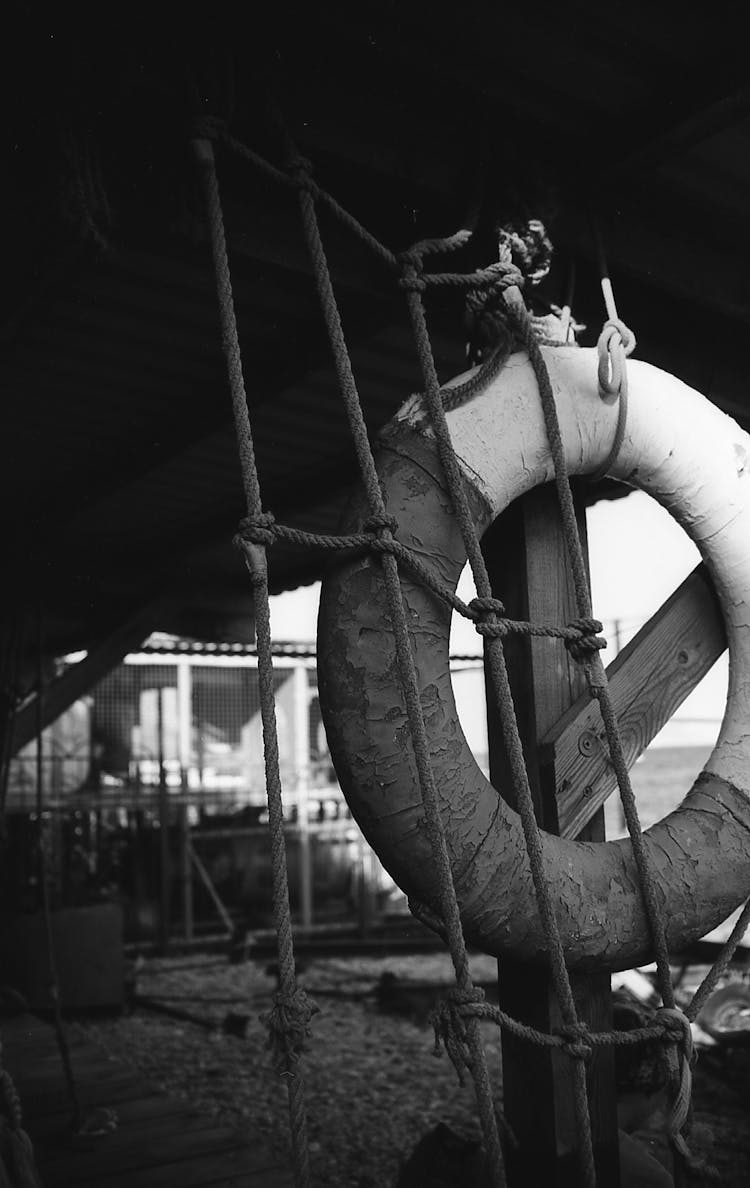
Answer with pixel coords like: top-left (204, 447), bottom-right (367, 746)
top-left (236, 512), bottom-right (277, 548)
top-left (557, 1021), bottom-right (594, 1062)
top-left (260, 988), bottom-right (320, 1078)
top-left (564, 617), bottom-right (607, 663)
top-left (597, 317), bottom-right (635, 398)
top-left (430, 987), bottom-right (487, 1086)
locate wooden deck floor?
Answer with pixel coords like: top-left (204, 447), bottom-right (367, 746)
top-left (1, 1014), bottom-right (294, 1187)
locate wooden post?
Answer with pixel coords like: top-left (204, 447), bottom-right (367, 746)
top-left (482, 483), bottom-right (620, 1188)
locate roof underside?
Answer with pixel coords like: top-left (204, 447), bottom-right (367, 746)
top-left (5, 5), bottom-right (750, 661)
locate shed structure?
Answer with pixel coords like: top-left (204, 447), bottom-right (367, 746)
top-left (3, 8), bottom-right (750, 1186)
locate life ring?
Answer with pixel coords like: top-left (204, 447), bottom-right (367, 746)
top-left (317, 346), bottom-right (750, 973)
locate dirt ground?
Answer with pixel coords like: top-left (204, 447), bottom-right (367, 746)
top-left (76, 952), bottom-right (750, 1186)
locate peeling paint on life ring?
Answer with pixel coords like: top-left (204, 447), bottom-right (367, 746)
top-left (317, 347), bottom-right (750, 972)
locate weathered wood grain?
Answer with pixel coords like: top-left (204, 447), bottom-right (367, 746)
top-left (542, 563), bottom-right (726, 839)
top-left (484, 485), bottom-right (620, 1187)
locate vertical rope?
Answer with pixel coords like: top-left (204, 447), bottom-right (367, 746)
top-left (286, 158), bottom-right (506, 1186)
top-left (192, 135), bottom-right (313, 1188)
top-left (400, 267), bottom-right (596, 1187)
top-left (505, 290), bottom-right (675, 1009)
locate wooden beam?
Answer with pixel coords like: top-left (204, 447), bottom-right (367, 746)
top-left (484, 485), bottom-right (619, 1187)
top-left (543, 564), bottom-right (726, 840)
top-left (9, 600), bottom-right (165, 757)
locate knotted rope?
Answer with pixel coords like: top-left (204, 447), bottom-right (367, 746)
top-left (402, 262), bottom-right (597, 1187)
top-left (261, 989), bottom-right (320, 1078)
top-left (192, 132), bottom-right (314, 1188)
top-left (279, 141), bottom-right (509, 1188)
top-left (193, 118), bottom-right (750, 1186)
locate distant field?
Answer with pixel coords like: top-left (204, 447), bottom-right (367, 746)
top-left (603, 743), bottom-right (714, 838)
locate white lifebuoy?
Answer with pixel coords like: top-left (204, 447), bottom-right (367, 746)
top-left (317, 346), bottom-right (750, 972)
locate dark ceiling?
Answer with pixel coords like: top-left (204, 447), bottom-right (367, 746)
top-left (5, 3), bottom-right (750, 668)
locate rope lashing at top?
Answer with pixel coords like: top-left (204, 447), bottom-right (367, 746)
top-left (193, 115), bottom-right (750, 1187)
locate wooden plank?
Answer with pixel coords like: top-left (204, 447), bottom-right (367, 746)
top-left (36, 1121), bottom-right (270, 1185)
top-left (483, 485), bottom-right (620, 1187)
top-left (62, 1144), bottom-right (288, 1188)
top-left (1, 1015), bottom-right (292, 1187)
top-left (25, 1092), bottom-right (208, 1143)
top-left (542, 563), bottom-right (725, 839)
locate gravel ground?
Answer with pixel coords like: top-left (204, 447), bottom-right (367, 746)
top-left (75, 953), bottom-right (750, 1187)
top-left (77, 951), bottom-right (502, 1187)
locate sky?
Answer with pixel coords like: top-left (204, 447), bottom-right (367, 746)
top-left (269, 488), bottom-right (728, 750)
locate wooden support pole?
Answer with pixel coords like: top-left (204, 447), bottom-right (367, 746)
top-left (483, 483), bottom-right (620, 1188)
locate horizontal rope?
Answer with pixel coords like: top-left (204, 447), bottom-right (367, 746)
top-left (235, 516), bottom-right (607, 661)
top-left (431, 992), bottom-right (698, 1058)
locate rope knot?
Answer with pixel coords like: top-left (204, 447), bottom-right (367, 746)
top-left (564, 618), bottom-right (606, 663)
top-left (397, 249), bottom-right (427, 292)
top-left (468, 596), bottom-right (509, 640)
top-left (654, 1007), bottom-right (694, 1059)
top-left (236, 512), bottom-right (277, 548)
top-left (558, 1021), bottom-right (593, 1062)
top-left (653, 1007), bottom-right (698, 1163)
top-left (429, 987), bottom-right (486, 1085)
top-left (469, 596), bottom-right (506, 617)
top-left (363, 513), bottom-right (398, 535)
top-left (260, 988), bottom-right (320, 1077)
top-left (597, 317), bottom-right (636, 398)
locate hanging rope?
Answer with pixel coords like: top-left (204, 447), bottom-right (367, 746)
top-left (400, 247), bottom-right (597, 1187)
top-left (587, 219), bottom-right (636, 483)
top-left (504, 290), bottom-right (706, 1178)
top-left (276, 137), bottom-right (508, 1188)
top-left (192, 134), bottom-right (315, 1188)
top-left (191, 119), bottom-right (748, 1186)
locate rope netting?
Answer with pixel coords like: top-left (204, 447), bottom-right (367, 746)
top-left (192, 116), bottom-right (749, 1187)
